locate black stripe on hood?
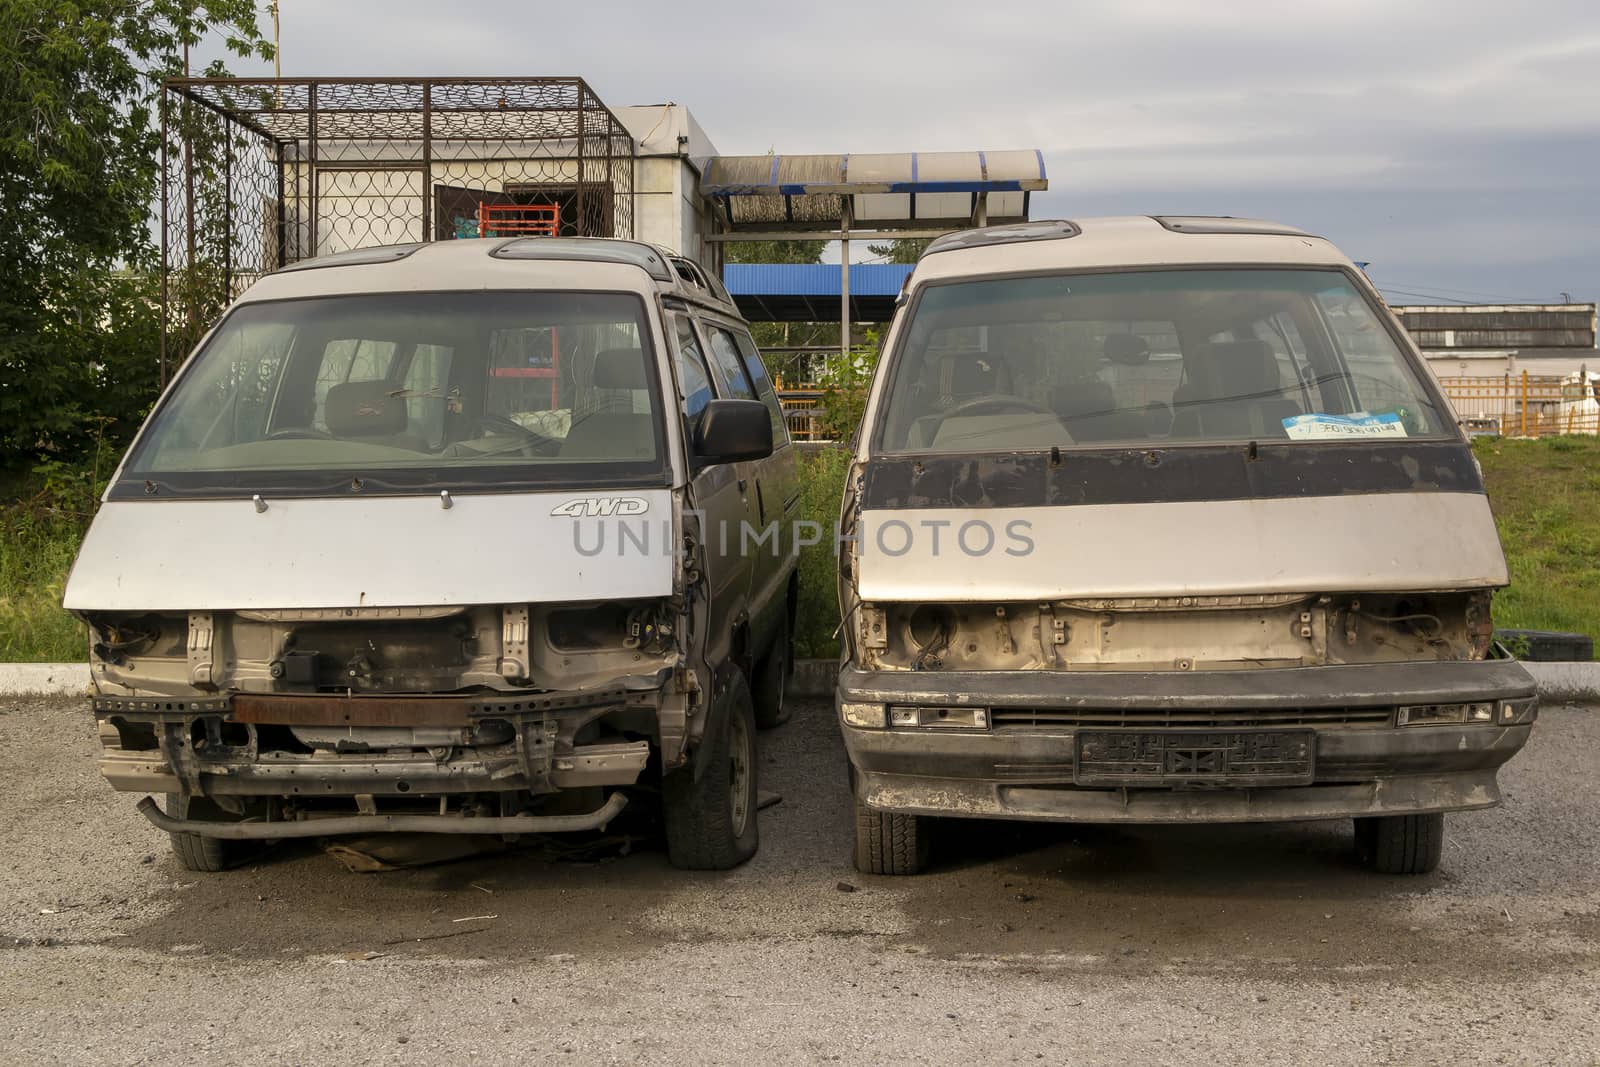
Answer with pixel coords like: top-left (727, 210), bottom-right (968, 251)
top-left (861, 441), bottom-right (1482, 510)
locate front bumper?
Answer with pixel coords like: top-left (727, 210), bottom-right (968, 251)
top-left (93, 689), bottom-right (655, 798)
top-left (839, 659), bottom-right (1537, 824)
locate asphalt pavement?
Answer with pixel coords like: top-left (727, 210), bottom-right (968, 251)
top-left (2, 695), bottom-right (1596, 1065)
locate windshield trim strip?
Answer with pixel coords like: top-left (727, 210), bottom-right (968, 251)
top-left (858, 441), bottom-right (1483, 511)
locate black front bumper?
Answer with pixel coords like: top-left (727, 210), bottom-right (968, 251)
top-left (839, 658), bottom-right (1537, 824)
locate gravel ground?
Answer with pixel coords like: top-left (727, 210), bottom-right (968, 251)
top-left (1, 695), bottom-right (1597, 1065)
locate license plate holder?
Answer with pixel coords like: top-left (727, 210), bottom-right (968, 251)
top-left (1074, 729), bottom-right (1315, 787)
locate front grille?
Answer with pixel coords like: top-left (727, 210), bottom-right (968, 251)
top-left (990, 706), bottom-right (1393, 730)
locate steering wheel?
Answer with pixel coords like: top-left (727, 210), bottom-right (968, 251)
top-left (264, 426), bottom-right (333, 441)
top-left (939, 394), bottom-right (1055, 421)
top-left (472, 413), bottom-right (555, 457)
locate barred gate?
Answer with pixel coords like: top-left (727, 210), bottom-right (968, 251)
top-left (159, 77), bottom-right (636, 381)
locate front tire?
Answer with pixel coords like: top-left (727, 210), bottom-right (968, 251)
top-left (1355, 812), bottom-right (1444, 874)
top-left (164, 794), bottom-right (246, 873)
top-left (853, 794), bottom-right (931, 876)
top-left (663, 668), bottom-right (759, 870)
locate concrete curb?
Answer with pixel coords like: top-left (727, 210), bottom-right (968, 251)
top-left (791, 658), bottom-right (839, 698)
top-left (1519, 661), bottom-right (1600, 704)
top-left (791, 659), bottom-right (1600, 705)
top-left (5, 658), bottom-right (1598, 704)
top-left (0, 663), bottom-right (92, 697)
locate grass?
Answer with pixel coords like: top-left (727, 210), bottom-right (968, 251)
top-left (3, 437), bottom-right (1595, 662)
top-left (0, 505), bottom-right (88, 662)
top-left (1473, 436), bottom-right (1600, 653)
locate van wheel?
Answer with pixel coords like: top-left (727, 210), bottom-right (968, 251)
top-left (164, 794), bottom-right (247, 873)
top-left (1354, 813), bottom-right (1444, 874)
top-left (663, 669), bottom-right (759, 870)
top-left (752, 614), bottom-right (791, 729)
top-left (853, 794), bottom-right (930, 876)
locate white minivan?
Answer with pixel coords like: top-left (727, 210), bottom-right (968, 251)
top-left (837, 217), bottom-right (1537, 876)
top-left (65, 238), bottom-right (798, 872)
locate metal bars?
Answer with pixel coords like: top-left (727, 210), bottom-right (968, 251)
top-left (158, 76), bottom-right (637, 374)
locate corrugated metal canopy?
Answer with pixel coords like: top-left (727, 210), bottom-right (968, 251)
top-left (700, 151), bottom-right (1047, 231)
top-left (723, 263), bottom-right (913, 322)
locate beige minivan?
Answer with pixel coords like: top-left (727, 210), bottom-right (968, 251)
top-left (65, 238), bottom-right (798, 872)
top-left (836, 217), bottom-right (1537, 876)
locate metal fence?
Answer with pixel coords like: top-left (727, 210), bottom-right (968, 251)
top-left (159, 77), bottom-right (636, 380)
top-left (1436, 374), bottom-right (1599, 437)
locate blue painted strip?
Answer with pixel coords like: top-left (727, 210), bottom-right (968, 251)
top-left (768, 154), bottom-right (781, 185)
top-left (1035, 148), bottom-right (1047, 180)
top-left (767, 180), bottom-right (1025, 196)
top-left (910, 153), bottom-right (918, 183)
top-left (978, 150), bottom-right (988, 181)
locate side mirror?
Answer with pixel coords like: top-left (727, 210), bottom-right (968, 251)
top-left (694, 399), bottom-right (773, 464)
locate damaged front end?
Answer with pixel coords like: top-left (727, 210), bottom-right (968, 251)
top-left (849, 589), bottom-right (1498, 674)
top-left (82, 596), bottom-right (702, 837)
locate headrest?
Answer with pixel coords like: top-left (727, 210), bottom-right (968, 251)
top-left (1103, 333), bottom-right (1151, 365)
top-left (1185, 340), bottom-right (1282, 397)
top-left (325, 380), bottom-right (407, 437)
top-left (591, 348), bottom-right (649, 390)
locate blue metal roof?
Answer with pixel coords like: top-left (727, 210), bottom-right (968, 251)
top-left (724, 263), bottom-right (912, 296)
top-left (722, 263), bottom-right (914, 322)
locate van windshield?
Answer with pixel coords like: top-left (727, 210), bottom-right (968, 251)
top-left (875, 269), bottom-right (1453, 453)
top-left (124, 291), bottom-right (666, 489)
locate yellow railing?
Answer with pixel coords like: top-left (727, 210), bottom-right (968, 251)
top-left (1436, 373), bottom-right (1598, 437)
top-left (777, 387), bottom-right (826, 442)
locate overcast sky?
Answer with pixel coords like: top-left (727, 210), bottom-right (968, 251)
top-left (253, 0), bottom-right (1599, 305)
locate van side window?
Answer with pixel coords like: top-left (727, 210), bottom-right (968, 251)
top-left (674, 318), bottom-right (716, 439)
top-left (731, 330), bottom-right (790, 445)
top-left (705, 326), bottom-right (758, 402)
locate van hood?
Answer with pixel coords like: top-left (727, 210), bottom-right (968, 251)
top-left (855, 492), bottom-right (1508, 602)
top-left (63, 490), bottom-right (676, 612)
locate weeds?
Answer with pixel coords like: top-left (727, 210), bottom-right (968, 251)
top-left (792, 446), bottom-right (851, 658)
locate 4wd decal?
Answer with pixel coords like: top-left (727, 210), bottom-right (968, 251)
top-left (550, 496), bottom-right (651, 518)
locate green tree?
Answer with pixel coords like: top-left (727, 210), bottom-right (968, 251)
top-left (722, 239), bottom-right (826, 265)
top-left (866, 237), bottom-right (930, 263)
top-left (0, 1), bottom-right (272, 475)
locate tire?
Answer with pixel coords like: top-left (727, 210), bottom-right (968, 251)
top-left (663, 668), bottom-right (759, 870)
top-left (752, 612), bottom-right (792, 730)
top-left (164, 794), bottom-right (243, 873)
top-left (853, 794), bottom-right (931, 876)
top-left (1354, 812), bottom-right (1445, 874)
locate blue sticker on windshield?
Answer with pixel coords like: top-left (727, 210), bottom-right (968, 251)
top-left (1282, 411), bottom-right (1408, 440)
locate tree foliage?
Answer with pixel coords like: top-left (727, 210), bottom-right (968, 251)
top-left (0, 1), bottom-right (271, 475)
top-left (866, 237), bottom-right (930, 263)
top-left (721, 239), bottom-right (826, 265)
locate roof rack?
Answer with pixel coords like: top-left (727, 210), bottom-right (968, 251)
top-left (275, 243), bottom-right (425, 273)
top-left (1152, 216), bottom-right (1314, 237)
top-left (923, 219), bottom-right (1081, 256)
top-left (492, 237), bottom-right (675, 281)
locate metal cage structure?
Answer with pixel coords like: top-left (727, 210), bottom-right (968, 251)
top-left (158, 76), bottom-right (637, 379)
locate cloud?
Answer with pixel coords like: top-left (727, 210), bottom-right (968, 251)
top-left (226, 0), bottom-right (1599, 302)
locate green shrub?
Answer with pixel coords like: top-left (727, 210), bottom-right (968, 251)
top-left (0, 503), bottom-right (88, 662)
